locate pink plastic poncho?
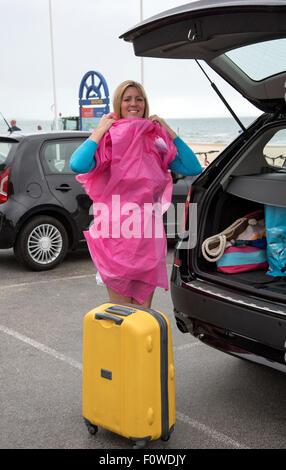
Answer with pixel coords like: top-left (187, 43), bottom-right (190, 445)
top-left (76, 118), bottom-right (177, 303)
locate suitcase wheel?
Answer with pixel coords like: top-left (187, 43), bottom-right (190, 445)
top-left (84, 418), bottom-right (98, 435)
top-left (132, 439), bottom-right (148, 449)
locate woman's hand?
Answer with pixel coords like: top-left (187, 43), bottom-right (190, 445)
top-left (89, 113), bottom-right (116, 144)
top-left (149, 115), bottom-right (177, 140)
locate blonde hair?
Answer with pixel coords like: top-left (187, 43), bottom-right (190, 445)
top-left (113, 80), bottom-right (150, 119)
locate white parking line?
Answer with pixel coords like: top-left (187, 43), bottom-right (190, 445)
top-left (0, 323), bottom-right (248, 449)
top-left (173, 342), bottom-right (201, 351)
top-left (0, 270), bottom-right (177, 290)
top-left (0, 273), bottom-right (97, 290)
top-left (0, 266), bottom-right (172, 291)
top-left (0, 324), bottom-right (82, 370)
top-left (176, 412), bottom-right (249, 449)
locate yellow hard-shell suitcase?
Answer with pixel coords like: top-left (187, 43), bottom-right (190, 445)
top-left (82, 302), bottom-right (175, 449)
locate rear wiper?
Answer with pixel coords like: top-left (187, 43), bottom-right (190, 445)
top-left (0, 111), bottom-right (12, 133)
top-left (195, 60), bottom-right (247, 133)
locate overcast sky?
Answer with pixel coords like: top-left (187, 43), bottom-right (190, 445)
top-left (1, 0), bottom-right (261, 121)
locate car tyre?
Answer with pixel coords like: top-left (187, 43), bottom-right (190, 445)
top-left (14, 215), bottom-right (69, 271)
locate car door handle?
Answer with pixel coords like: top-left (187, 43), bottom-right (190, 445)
top-left (55, 184), bottom-right (72, 192)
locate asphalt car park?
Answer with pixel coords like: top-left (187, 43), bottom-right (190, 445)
top-left (1, 246), bottom-right (285, 450)
top-left (2, 0), bottom-right (286, 452)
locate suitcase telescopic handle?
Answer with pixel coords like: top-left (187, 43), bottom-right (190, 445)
top-left (95, 312), bottom-right (124, 325)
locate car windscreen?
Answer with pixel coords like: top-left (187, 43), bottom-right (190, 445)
top-left (225, 38), bottom-right (286, 81)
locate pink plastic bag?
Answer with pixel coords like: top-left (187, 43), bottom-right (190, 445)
top-left (76, 118), bottom-right (177, 302)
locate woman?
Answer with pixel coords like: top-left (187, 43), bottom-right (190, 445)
top-left (70, 80), bottom-right (202, 308)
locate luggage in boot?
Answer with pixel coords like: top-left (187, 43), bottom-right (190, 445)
top-left (82, 302), bottom-right (175, 449)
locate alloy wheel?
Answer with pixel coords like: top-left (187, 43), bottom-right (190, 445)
top-left (27, 223), bottom-right (63, 265)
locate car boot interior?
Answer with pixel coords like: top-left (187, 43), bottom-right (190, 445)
top-left (196, 120), bottom-right (286, 301)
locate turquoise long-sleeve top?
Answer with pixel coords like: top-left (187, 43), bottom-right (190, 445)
top-left (70, 135), bottom-right (202, 176)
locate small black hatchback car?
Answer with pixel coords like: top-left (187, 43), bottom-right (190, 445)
top-left (122, 0), bottom-right (286, 372)
top-left (0, 130), bottom-right (195, 271)
top-left (0, 131), bottom-right (91, 270)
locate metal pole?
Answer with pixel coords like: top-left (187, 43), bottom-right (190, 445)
top-left (49, 0), bottom-right (58, 130)
top-left (140, 0), bottom-right (144, 87)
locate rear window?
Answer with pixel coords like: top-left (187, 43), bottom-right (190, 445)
top-left (0, 141), bottom-right (16, 168)
top-left (225, 38), bottom-right (286, 81)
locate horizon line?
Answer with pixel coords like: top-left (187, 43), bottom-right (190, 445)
top-left (10, 114), bottom-right (262, 122)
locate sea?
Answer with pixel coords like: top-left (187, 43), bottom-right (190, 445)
top-left (1, 115), bottom-right (283, 145)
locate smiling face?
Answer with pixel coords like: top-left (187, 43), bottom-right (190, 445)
top-left (120, 86), bottom-right (145, 119)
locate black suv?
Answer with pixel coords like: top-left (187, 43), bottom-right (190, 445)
top-left (0, 130), bottom-right (196, 270)
top-left (122, 0), bottom-right (286, 372)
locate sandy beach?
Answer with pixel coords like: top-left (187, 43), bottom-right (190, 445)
top-left (187, 141), bottom-right (227, 165)
top-left (189, 142), bottom-right (286, 166)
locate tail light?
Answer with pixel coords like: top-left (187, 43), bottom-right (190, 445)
top-left (173, 256), bottom-right (182, 267)
top-left (0, 167), bottom-right (10, 203)
top-left (183, 185), bottom-right (192, 232)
